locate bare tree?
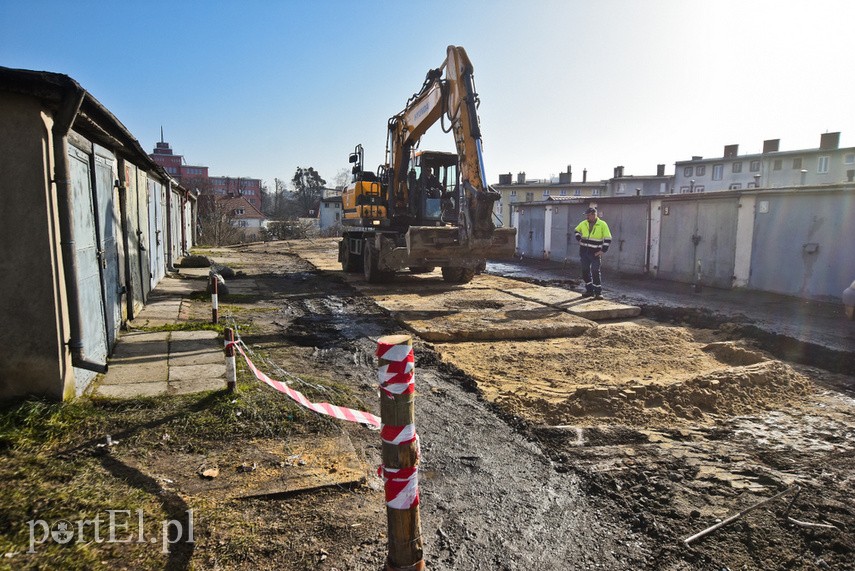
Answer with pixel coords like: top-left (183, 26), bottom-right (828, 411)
top-left (334, 168), bottom-right (350, 190)
top-left (198, 198), bottom-right (242, 246)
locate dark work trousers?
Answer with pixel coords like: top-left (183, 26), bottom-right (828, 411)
top-left (580, 248), bottom-right (602, 295)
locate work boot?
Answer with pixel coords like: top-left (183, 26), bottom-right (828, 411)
top-left (594, 294), bottom-right (604, 300)
top-left (581, 291), bottom-right (594, 298)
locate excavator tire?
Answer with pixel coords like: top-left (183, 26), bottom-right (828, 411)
top-left (340, 240), bottom-right (363, 273)
top-left (363, 239), bottom-right (394, 283)
top-left (441, 266), bottom-right (476, 284)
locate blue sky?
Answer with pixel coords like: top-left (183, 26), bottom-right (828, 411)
top-left (3, 0), bottom-right (854, 190)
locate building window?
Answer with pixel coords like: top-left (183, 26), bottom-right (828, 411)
top-left (592, 189), bottom-right (600, 196)
top-left (234, 208), bottom-right (245, 215)
top-left (559, 189), bottom-right (567, 196)
top-left (542, 189), bottom-right (550, 197)
top-left (617, 183), bottom-right (626, 194)
top-left (750, 160), bottom-right (760, 172)
top-left (680, 186), bottom-right (690, 193)
top-left (792, 157), bottom-right (802, 169)
top-left (712, 164), bottom-right (723, 180)
top-left (845, 153), bottom-right (855, 165)
top-left (525, 192), bottom-right (534, 202)
top-left (237, 220), bottom-right (248, 227)
top-left (509, 190), bottom-right (517, 197)
top-left (729, 183), bottom-right (742, 190)
top-left (732, 162), bottom-right (742, 173)
top-left (817, 155), bottom-right (829, 174)
top-left (335, 213), bottom-right (340, 221)
top-left (696, 165), bottom-right (706, 176)
top-left (573, 189), bottom-right (581, 196)
top-left (773, 159), bottom-right (782, 170)
top-left (683, 166), bottom-right (693, 177)
top-left (659, 182), bottom-right (667, 194)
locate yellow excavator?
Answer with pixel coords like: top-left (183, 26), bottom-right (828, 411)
top-left (338, 45), bottom-right (516, 283)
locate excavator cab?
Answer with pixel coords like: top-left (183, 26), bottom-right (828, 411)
top-left (412, 151), bottom-right (458, 224)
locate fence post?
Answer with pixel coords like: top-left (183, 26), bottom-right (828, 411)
top-left (224, 327), bottom-right (236, 393)
top-left (211, 272), bottom-right (219, 324)
top-left (377, 334), bottom-right (424, 571)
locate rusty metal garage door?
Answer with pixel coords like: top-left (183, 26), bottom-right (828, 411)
top-left (69, 145), bottom-right (108, 386)
top-left (657, 197), bottom-right (738, 288)
top-left (599, 203), bottom-right (648, 276)
top-left (93, 150), bottom-right (121, 347)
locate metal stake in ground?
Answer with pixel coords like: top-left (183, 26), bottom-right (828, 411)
top-left (211, 272), bottom-right (219, 324)
top-left (224, 328), bottom-right (236, 393)
top-left (377, 334), bottom-right (424, 571)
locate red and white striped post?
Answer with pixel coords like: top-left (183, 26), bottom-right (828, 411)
top-left (377, 335), bottom-right (424, 571)
top-left (210, 272), bottom-right (219, 324)
top-left (224, 327), bottom-right (236, 393)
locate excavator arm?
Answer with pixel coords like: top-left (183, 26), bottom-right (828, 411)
top-left (387, 45), bottom-right (504, 246)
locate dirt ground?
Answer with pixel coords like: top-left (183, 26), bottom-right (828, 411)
top-left (151, 239), bottom-right (854, 569)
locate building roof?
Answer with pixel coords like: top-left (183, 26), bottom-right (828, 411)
top-left (0, 66), bottom-right (193, 198)
top-left (216, 195), bottom-right (266, 220)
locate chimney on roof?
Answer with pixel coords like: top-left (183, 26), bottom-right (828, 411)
top-left (724, 144), bottom-right (739, 158)
top-left (692, 156), bottom-right (703, 161)
top-left (614, 166), bottom-right (624, 178)
top-left (820, 132), bottom-right (840, 150)
top-left (559, 165), bottom-right (572, 184)
top-left (583, 168), bottom-right (587, 183)
top-left (517, 171), bottom-right (526, 184)
top-left (499, 172), bottom-right (512, 185)
top-left (763, 139), bottom-right (780, 153)
top-left (657, 164), bottom-right (665, 176)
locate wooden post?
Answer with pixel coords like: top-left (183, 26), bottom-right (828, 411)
top-left (377, 334), bottom-right (424, 571)
top-left (211, 272), bottom-right (219, 324)
top-left (224, 327), bottom-right (236, 393)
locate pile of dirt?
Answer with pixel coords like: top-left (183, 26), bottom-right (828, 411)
top-left (437, 321), bottom-right (814, 427)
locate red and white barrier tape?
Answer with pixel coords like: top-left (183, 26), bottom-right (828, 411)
top-left (226, 340), bottom-right (381, 428)
top-left (375, 339), bottom-right (420, 509)
top-left (227, 335), bottom-right (420, 510)
top-left (378, 465), bottom-right (420, 510)
top-left (380, 423), bottom-right (417, 445)
top-left (376, 340), bottom-right (415, 398)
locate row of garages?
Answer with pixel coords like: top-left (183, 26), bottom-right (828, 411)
top-left (513, 185), bottom-right (854, 302)
top-left (0, 67), bottom-right (197, 401)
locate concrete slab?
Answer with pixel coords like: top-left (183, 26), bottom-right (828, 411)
top-left (365, 286), bottom-right (596, 341)
top-left (96, 381), bottom-right (168, 399)
top-left (502, 286), bottom-right (642, 320)
top-left (169, 363), bottom-right (226, 384)
top-left (169, 366), bottom-right (226, 395)
top-left (562, 298), bottom-right (642, 320)
top-left (110, 331), bottom-right (169, 358)
top-left (170, 330), bottom-right (223, 367)
top-left (100, 360), bottom-right (169, 385)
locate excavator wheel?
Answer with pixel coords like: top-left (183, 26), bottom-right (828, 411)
top-left (363, 239), bottom-right (394, 283)
top-left (340, 239), bottom-right (363, 273)
top-left (441, 266), bottom-right (476, 284)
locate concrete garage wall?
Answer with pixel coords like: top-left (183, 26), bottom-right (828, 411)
top-left (0, 93), bottom-right (74, 399)
top-left (749, 190), bottom-right (855, 300)
top-left (514, 186), bottom-right (854, 300)
top-left (0, 67), bottom-right (198, 401)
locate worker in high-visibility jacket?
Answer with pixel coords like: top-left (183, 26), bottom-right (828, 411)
top-left (574, 207), bottom-right (612, 300)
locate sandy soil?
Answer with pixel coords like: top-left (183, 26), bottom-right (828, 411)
top-left (179, 239), bottom-right (854, 570)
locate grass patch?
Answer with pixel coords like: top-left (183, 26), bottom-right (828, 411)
top-left (130, 322), bottom-right (225, 334)
top-left (0, 355), bottom-right (359, 568)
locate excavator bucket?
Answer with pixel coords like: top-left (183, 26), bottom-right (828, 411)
top-left (406, 226), bottom-right (516, 261)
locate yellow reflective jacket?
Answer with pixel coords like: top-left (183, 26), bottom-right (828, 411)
top-left (574, 218), bottom-right (612, 252)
